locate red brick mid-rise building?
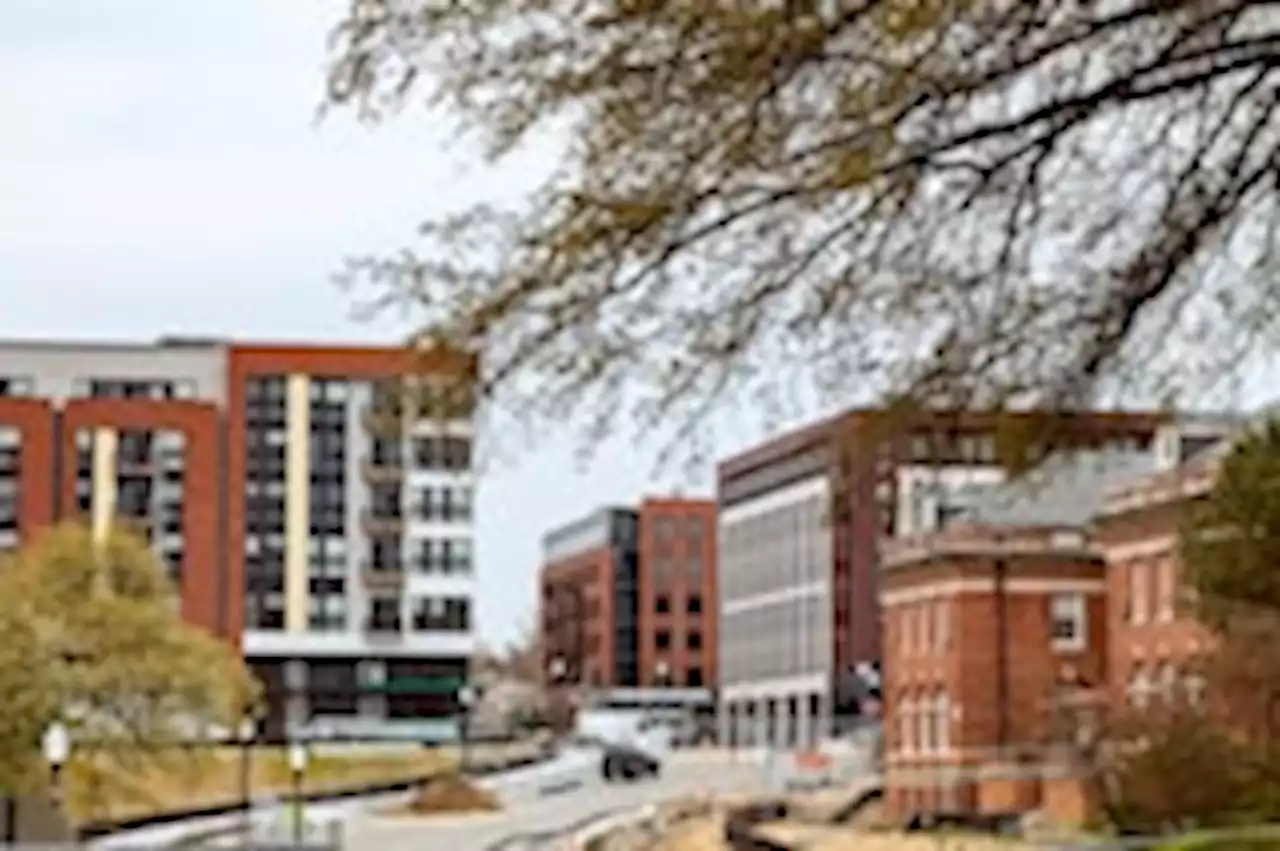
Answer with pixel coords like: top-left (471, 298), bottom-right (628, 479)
top-left (539, 497), bottom-right (719, 691)
top-left (637, 498), bottom-right (717, 688)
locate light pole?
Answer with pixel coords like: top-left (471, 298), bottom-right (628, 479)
top-left (547, 656), bottom-right (568, 739)
top-left (237, 714), bottom-right (257, 840)
top-left (548, 656), bottom-right (567, 684)
top-left (287, 740), bottom-right (308, 847)
top-left (42, 721), bottom-right (70, 815)
top-left (457, 684), bottom-right (477, 774)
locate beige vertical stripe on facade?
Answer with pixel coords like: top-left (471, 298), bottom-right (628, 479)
top-left (90, 428), bottom-right (118, 544)
top-left (285, 374), bottom-right (312, 633)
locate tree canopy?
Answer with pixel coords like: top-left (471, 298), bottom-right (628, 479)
top-left (0, 523), bottom-right (258, 796)
top-left (1181, 417), bottom-right (1280, 624)
top-left (325, 0), bottom-right (1280, 449)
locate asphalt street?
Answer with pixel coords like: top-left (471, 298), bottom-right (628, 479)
top-left (344, 751), bottom-right (774, 850)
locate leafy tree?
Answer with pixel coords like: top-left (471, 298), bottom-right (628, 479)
top-left (325, 0), bottom-right (1280, 449)
top-left (0, 523), bottom-right (259, 808)
top-left (1181, 417), bottom-right (1280, 625)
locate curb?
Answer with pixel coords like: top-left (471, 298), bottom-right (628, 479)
top-left (78, 750), bottom-right (551, 839)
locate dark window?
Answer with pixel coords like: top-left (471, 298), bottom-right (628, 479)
top-left (0, 377), bottom-right (34, 397)
top-left (412, 597), bottom-right (471, 632)
top-left (687, 595), bottom-right (702, 614)
top-left (687, 631), bottom-right (702, 650)
top-left (687, 667), bottom-right (704, 687)
top-left (367, 597), bottom-right (401, 631)
top-left (412, 437), bottom-right (472, 471)
top-left (655, 630), bottom-right (671, 649)
top-left (655, 595), bottom-right (670, 614)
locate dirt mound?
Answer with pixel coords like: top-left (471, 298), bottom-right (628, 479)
top-left (404, 773), bottom-right (501, 815)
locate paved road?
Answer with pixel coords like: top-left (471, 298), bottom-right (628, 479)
top-left (344, 751), bottom-right (774, 850)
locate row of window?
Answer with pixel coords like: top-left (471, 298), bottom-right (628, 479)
top-left (1123, 556), bottom-right (1181, 625)
top-left (0, 376), bottom-right (202, 400)
top-left (1127, 664), bottom-right (1206, 708)
top-left (893, 693), bottom-right (953, 756)
top-left (653, 628), bottom-right (703, 651)
top-left (245, 594), bottom-right (472, 632)
top-left (654, 593), bottom-right (703, 615)
top-left (892, 592), bottom-right (1088, 656)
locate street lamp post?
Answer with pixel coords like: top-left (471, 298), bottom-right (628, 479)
top-left (42, 722), bottom-right (70, 815)
top-left (237, 715), bottom-right (257, 840)
top-left (287, 740), bottom-right (308, 847)
top-left (548, 656), bottom-right (567, 685)
top-left (457, 685), bottom-right (477, 774)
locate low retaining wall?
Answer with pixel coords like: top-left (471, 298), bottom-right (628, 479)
top-left (78, 746), bottom-right (551, 839)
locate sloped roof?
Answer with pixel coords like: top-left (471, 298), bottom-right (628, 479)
top-left (950, 447), bottom-right (1157, 527)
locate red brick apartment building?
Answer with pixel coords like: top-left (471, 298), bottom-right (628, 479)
top-left (539, 498), bottom-right (718, 690)
top-left (879, 416), bottom-right (1240, 825)
top-left (0, 337), bottom-right (479, 740)
top-left (717, 409), bottom-right (1162, 748)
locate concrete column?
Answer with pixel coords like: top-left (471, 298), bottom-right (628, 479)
top-left (90, 428), bottom-right (118, 544)
top-left (798, 695), bottom-right (813, 748)
top-left (719, 701), bottom-right (733, 748)
top-left (284, 374), bottom-right (311, 633)
top-left (816, 692), bottom-right (831, 742)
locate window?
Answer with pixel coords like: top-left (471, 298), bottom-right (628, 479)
top-left (687, 667), bottom-right (704, 687)
top-left (655, 595), bottom-right (670, 614)
top-left (655, 630), bottom-right (671, 649)
top-left (1050, 592), bottom-right (1087, 651)
top-left (1156, 560), bottom-right (1175, 623)
top-left (899, 698), bottom-right (916, 754)
top-left (933, 601), bottom-right (949, 653)
top-left (687, 594), bottom-right (702, 615)
top-left (687, 630), bottom-right (702, 650)
top-left (0, 376), bottom-right (34, 397)
top-left (1128, 667), bottom-right (1153, 708)
top-left (935, 694), bottom-right (951, 753)
top-left (1131, 561), bottom-right (1149, 625)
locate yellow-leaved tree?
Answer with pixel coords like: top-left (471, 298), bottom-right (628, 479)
top-left (0, 523), bottom-right (258, 819)
top-left (325, 0), bottom-right (1280, 458)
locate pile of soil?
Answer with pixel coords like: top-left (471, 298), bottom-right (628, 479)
top-left (404, 773), bottom-right (501, 815)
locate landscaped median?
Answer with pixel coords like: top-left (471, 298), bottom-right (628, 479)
top-left (66, 739), bottom-right (548, 836)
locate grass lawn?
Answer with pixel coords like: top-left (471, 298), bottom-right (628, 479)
top-left (63, 744), bottom-right (461, 826)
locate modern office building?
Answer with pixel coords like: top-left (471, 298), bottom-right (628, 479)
top-left (715, 409), bottom-right (1167, 749)
top-left (0, 337), bottom-right (478, 740)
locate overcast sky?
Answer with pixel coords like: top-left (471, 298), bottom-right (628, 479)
top-left (0, 0), bottom-right (798, 648)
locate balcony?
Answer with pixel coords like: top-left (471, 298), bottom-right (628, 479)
top-left (361, 561), bottom-right (405, 589)
top-left (361, 406), bottom-right (404, 434)
top-left (360, 457), bottom-right (404, 484)
top-left (360, 510), bottom-right (404, 537)
top-left (363, 617), bottom-right (403, 640)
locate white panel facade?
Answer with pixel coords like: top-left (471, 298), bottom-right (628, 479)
top-left (717, 474), bottom-right (834, 749)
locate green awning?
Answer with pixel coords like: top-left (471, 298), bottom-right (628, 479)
top-left (359, 675), bottom-right (466, 694)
